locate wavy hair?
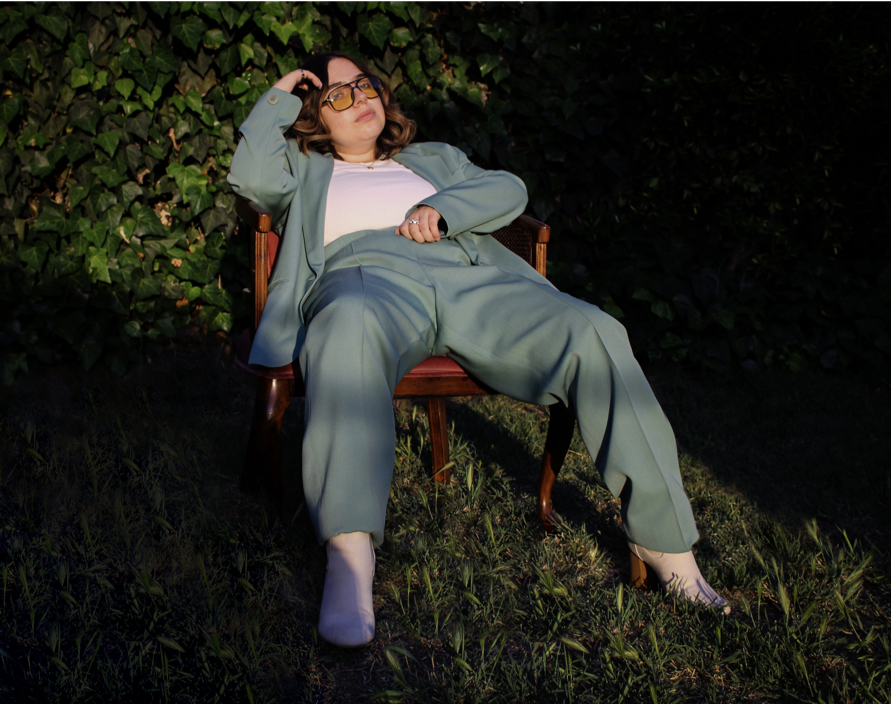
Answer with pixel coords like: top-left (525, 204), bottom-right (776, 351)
top-left (286, 52), bottom-right (416, 160)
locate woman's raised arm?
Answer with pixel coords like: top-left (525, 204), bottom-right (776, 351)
top-left (227, 69), bottom-right (322, 229)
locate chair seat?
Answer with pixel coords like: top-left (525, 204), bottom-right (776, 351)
top-left (235, 329), bottom-right (490, 395)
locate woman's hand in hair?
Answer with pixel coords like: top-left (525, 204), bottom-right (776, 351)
top-left (272, 68), bottom-right (323, 93)
top-left (396, 206), bottom-right (444, 243)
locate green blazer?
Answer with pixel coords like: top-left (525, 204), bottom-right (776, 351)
top-left (228, 88), bottom-right (550, 368)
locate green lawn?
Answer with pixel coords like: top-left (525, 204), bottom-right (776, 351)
top-left (1, 340), bottom-right (889, 702)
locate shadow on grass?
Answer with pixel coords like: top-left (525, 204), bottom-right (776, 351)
top-left (3, 340), bottom-right (890, 703)
top-left (645, 363), bottom-right (891, 545)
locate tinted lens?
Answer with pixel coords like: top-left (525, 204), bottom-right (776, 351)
top-left (328, 89), bottom-right (354, 111)
top-left (357, 77), bottom-right (382, 98)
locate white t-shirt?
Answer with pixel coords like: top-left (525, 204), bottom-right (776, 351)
top-left (323, 158), bottom-right (438, 245)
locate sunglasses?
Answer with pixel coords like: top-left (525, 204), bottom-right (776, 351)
top-left (322, 75), bottom-right (383, 112)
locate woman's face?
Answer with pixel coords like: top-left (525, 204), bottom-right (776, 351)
top-left (321, 57), bottom-right (386, 161)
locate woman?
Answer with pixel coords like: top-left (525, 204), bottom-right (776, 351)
top-left (228, 52), bottom-right (728, 648)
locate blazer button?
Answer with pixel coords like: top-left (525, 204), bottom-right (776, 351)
top-left (267, 93), bottom-right (279, 105)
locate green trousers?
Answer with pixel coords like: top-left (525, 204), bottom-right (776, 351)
top-left (298, 229), bottom-right (699, 553)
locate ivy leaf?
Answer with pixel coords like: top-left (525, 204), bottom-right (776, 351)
top-left (358, 13), bottom-right (394, 49)
top-left (270, 21), bottom-right (299, 45)
top-left (69, 100), bottom-right (101, 135)
top-left (253, 13), bottom-right (276, 36)
top-left (218, 45), bottom-right (240, 76)
top-left (388, 27), bottom-right (412, 48)
top-left (260, 2), bottom-right (286, 19)
top-left (238, 42), bottom-right (254, 66)
top-left (2, 15), bottom-right (28, 44)
top-left (23, 39), bottom-right (45, 74)
top-left (68, 185), bottom-right (90, 209)
top-left (166, 162), bottom-right (208, 205)
top-left (35, 13), bottom-right (69, 41)
top-left (292, 13), bottom-right (315, 52)
top-left (171, 14), bottom-right (208, 52)
top-left (184, 90), bottom-right (203, 113)
top-left (131, 203), bottom-right (166, 237)
top-left (203, 28), bottom-right (226, 49)
top-left (478, 54), bottom-right (501, 78)
top-left (4, 50), bottom-right (27, 79)
top-left (200, 282), bottom-right (232, 310)
top-left (220, 4), bottom-right (241, 28)
top-left (200, 207), bottom-right (230, 235)
top-left (406, 3), bottom-right (423, 25)
top-left (84, 222), bottom-right (109, 247)
top-left (135, 276), bottom-right (161, 301)
top-left (132, 58), bottom-right (160, 91)
top-left (177, 254), bottom-right (220, 284)
top-left (18, 241), bottom-right (50, 271)
top-left (64, 135), bottom-right (93, 164)
top-left (228, 75), bottom-right (251, 96)
top-left (197, 305), bottom-right (231, 332)
top-left (1, 96), bottom-right (21, 124)
top-left (125, 112), bottom-right (152, 141)
top-left (161, 279), bottom-right (185, 300)
top-left (154, 45), bottom-right (180, 75)
top-left (114, 78), bottom-right (135, 99)
top-left (86, 246), bottom-right (111, 284)
top-left (92, 165), bottom-right (128, 188)
top-left (650, 300), bottom-right (675, 320)
top-left (147, 1), bottom-right (170, 18)
top-left (191, 190), bottom-right (214, 217)
top-left (34, 202), bottom-right (70, 234)
top-left (93, 132), bottom-right (121, 157)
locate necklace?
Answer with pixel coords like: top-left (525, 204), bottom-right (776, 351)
top-left (359, 159), bottom-right (383, 170)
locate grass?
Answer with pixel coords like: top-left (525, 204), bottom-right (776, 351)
top-left (0, 338), bottom-right (889, 702)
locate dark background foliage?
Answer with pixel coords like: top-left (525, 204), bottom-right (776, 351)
top-left (1, 1), bottom-right (889, 382)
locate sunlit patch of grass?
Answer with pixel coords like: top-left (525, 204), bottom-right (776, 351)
top-left (0, 347), bottom-right (889, 702)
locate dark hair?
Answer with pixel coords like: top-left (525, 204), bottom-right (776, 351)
top-left (286, 52), bottom-right (416, 160)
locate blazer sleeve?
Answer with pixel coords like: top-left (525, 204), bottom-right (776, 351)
top-left (414, 145), bottom-right (528, 237)
top-left (227, 88), bottom-right (305, 229)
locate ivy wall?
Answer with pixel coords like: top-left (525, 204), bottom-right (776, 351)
top-left (1, 2), bottom-right (889, 383)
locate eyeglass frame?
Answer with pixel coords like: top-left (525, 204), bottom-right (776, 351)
top-left (321, 75), bottom-right (384, 112)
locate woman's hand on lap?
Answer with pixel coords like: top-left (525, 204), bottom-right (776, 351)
top-left (272, 68), bottom-right (323, 93)
top-left (396, 206), bottom-right (443, 243)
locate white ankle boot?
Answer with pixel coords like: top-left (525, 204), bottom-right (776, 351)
top-left (629, 542), bottom-right (730, 614)
top-left (318, 532), bottom-right (376, 647)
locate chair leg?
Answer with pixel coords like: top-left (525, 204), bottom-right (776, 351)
top-left (427, 397), bottom-right (451, 484)
top-left (241, 377), bottom-right (292, 516)
top-left (539, 401), bottom-right (575, 532)
top-left (629, 550), bottom-right (648, 589)
top-left (629, 550), bottom-right (661, 590)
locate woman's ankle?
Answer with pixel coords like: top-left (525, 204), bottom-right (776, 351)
top-left (319, 532), bottom-right (376, 647)
top-left (628, 542), bottom-right (730, 614)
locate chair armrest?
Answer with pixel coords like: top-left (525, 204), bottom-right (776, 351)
top-left (235, 198), bottom-right (272, 233)
top-left (515, 213), bottom-right (551, 244)
top-left (490, 214), bottom-right (552, 277)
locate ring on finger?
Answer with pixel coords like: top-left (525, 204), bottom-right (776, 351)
top-left (408, 218), bottom-right (420, 225)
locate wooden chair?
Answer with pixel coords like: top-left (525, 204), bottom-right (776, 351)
top-left (234, 198), bottom-right (576, 531)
